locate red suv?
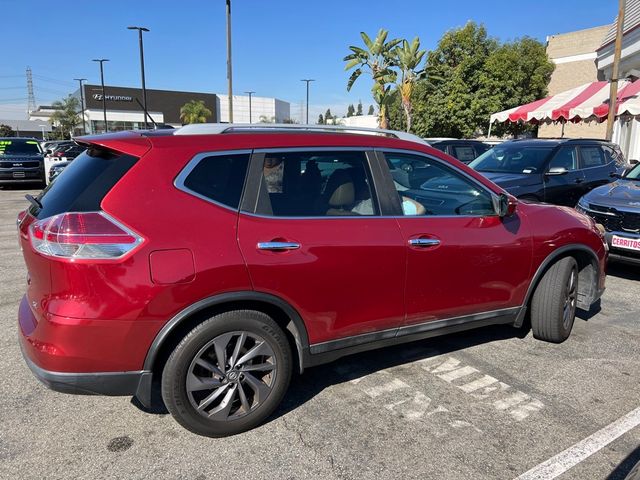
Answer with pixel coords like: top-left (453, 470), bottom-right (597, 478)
top-left (17, 125), bottom-right (607, 437)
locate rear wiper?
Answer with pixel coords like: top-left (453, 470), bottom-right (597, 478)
top-left (25, 194), bottom-right (42, 209)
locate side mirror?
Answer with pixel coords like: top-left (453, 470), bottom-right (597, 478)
top-left (630, 159), bottom-right (639, 165)
top-left (545, 167), bottom-right (569, 176)
top-left (45, 149), bottom-right (52, 155)
top-left (494, 193), bottom-right (517, 218)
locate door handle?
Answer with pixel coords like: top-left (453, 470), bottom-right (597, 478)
top-left (574, 178), bottom-right (584, 184)
top-left (408, 238), bottom-right (441, 248)
top-left (257, 241), bottom-right (300, 251)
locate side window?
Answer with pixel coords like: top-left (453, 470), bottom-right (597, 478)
top-left (580, 146), bottom-right (606, 168)
top-left (384, 152), bottom-right (495, 217)
top-left (256, 151), bottom-right (378, 217)
top-left (431, 144), bottom-right (447, 153)
top-left (548, 146), bottom-right (578, 171)
top-left (452, 145), bottom-right (477, 162)
top-left (181, 152), bottom-right (250, 209)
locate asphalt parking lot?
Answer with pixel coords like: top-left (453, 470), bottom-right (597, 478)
top-left (0, 187), bottom-right (639, 480)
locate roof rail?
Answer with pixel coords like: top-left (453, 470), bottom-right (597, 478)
top-left (174, 123), bottom-right (429, 145)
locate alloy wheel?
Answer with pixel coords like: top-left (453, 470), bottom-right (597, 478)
top-left (563, 267), bottom-right (578, 329)
top-left (186, 331), bottom-right (277, 420)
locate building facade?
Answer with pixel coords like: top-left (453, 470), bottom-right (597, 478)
top-left (30, 85), bottom-right (290, 134)
top-left (538, 25), bottom-right (610, 139)
top-left (597, 0), bottom-right (640, 161)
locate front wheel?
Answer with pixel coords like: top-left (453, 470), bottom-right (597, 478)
top-left (530, 256), bottom-right (579, 343)
top-left (161, 310), bottom-right (292, 437)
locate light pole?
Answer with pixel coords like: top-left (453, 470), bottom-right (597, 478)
top-left (244, 91), bottom-right (255, 123)
top-left (73, 78), bottom-right (87, 135)
top-left (127, 26), bottom-right (150, 129)
top-left (38, 125), bottom-right (47, 140)
top-left (301, 79), bottom-right (315, 124)
top-left (226, 0), bottom-right (233, 123)
top-left (92, 59), bottom-right (109, 133)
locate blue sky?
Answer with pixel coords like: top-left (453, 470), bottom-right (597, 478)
top-left (0, 0), bottom-right (615, 121)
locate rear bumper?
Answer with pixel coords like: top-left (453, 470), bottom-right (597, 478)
top-left (20, 341), bottom-right (149, 397)
top-left (17, 295), bottom-right (153, 406)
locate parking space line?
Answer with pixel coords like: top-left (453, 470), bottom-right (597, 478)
top-left (437, 365), bottom-right (479, 383)
top-left (362, 378), bottom-right (410, 398)
top-left (515, 406), bottom-right (640, 480)
top-left (458, 375), bottom-right (499, 393)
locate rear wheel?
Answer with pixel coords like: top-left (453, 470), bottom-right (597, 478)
top-left (530, 256), bottom-right (578, 343)
top-left (161, 310), bottom-right (292, 437)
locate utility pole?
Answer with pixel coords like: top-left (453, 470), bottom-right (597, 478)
top-left (92, 59), bottom-right (109, 133)
top-left (606, 0), bottom-right (626, 141)
top-left (128, 26), bottom-right (150, 129)
top-left (26, 67), bottom-right (36, 115)
top-left (244, 91), bottom-right (255, 123)
top-left (226, 0), bottom-right (233, 123)
top-left (300, 79), bottom-right (315, 124)
top-left (74, 78), bottom-right (87, 135)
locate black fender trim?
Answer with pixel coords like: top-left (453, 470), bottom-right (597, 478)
top-left (142, 291), bottom-right (311, 375)
top-left (514, 243), bottom-right (603, 327)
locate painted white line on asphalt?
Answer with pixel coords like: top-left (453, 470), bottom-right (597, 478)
top-left (363, 378), bottom-right (409, 398)
top-left (515, 406), bottom-right (640, 480)
top-left (437, 365), bottom-right (479, 383)
top-left (494, 391), bottom-right (530, 411)
top-left (510, 400), bottom-right (545, 421)
top-left (458, 374), bottom-right (499, 393)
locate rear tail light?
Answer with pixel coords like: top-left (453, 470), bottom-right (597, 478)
top-left (29, 212), bottom-right (143, 261)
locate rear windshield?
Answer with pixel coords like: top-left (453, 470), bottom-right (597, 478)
top-left (0, 139), bottom-right (42, 156)
top-left (29, 146), bottom-right (138, 219)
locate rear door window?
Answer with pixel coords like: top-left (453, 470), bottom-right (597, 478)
top-left (579, 146), bottom-right (606, 168)
top-left (251, 150), bottom-right (378, 217)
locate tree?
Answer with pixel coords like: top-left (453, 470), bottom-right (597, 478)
top-left (179, 100), bottom-right (212, 124)
top-left (392, 37), bottom-right (427, 132)
top-left (0, 124), bottom-right (14, 137)
top-left (49, 96), bottom-right (81, 139)
top-left (325, 109), bottom-right (333, 122)
top-left (259, 115), bottom-right (275, 123)
top-left (479, 37), bottom-right (554, 136)
top-left (367, 105), bottom-right (375, 115)
top-left (317, 114), bottom-right (325, 124)
top-left (356, 101), bottom-right (363, 116)
top-left (346, 104), bottom-right (355, 117)
top-left (344, 29), bottom-right (401, 129)
top-left (282, 118), bottom-right (298, 124)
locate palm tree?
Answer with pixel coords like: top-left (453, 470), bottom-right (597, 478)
top-left (392, 37), bottom-right (426, 132)
top-left (180, 100), bottom-right (212, 124)
top-left (49, 96), bottom-right (81, 139)
top-left (344, 29), bottom-right (401, 129)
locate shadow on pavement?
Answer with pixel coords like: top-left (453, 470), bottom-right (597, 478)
top-left (132, 323), bottom-right (529, 420)
top-left (272, 323), bottom-right (527, 422)
top-left (607, 445), bottom-right (640, 480)
top-left (607, 262), bottom-right (640, 282)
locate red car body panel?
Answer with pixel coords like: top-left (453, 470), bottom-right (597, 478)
top-left (17, 131), bottom-right (607, 382)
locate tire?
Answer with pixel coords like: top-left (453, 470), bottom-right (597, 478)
top-left (161, 310), bottom-right (292, 437)
top-left (530, 256), bottom-right (579, 343)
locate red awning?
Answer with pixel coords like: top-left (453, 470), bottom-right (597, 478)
top-left (490, 79), bottom-right (640, 124)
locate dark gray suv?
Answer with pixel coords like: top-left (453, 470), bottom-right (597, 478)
top-left (469, 139), bottom-right (628, 206)
top-left (0, 138), bottom-right (45, 185)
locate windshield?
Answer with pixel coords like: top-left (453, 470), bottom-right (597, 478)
top-left (625, 162), bottom-right (640, 180)
top-left (469, 144), bottom-right (553, 174)
top-left (0, 139), bottom-right (42, 156)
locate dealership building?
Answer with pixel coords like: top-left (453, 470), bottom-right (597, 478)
top-left (29, 84), bottom-right (291, 134)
